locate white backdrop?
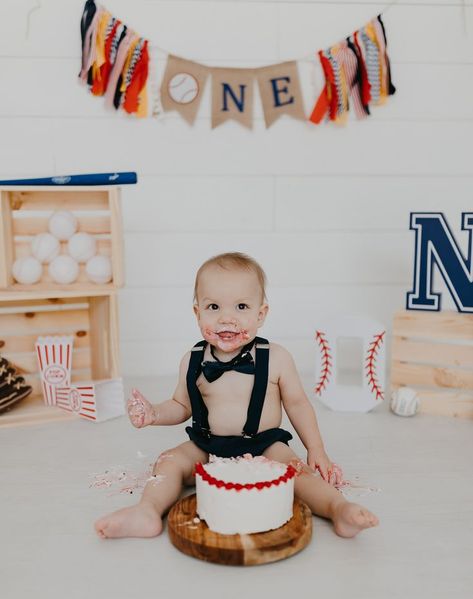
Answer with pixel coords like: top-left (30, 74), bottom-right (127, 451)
top-left (0, 0), bottom-right (471, 377)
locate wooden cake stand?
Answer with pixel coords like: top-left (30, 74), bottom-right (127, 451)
top-left (168, 493), bottom-right (312, 566)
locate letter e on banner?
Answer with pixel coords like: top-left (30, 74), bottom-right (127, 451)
top-left (257, 61), bottom-right (305, 128)
top-left (270, 77), bottom-right (294, 107)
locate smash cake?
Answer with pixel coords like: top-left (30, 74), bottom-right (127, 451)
top-left (195, 454), bottom-right (296, 535)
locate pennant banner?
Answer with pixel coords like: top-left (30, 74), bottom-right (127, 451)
top-left (256, 62), bottom-right (305, 128)
top-left (211, 68), bottom-right (255, 129)
top-left (79, 0), bottom-right (396, 128)
top-left (161, 55), bottom-right (209, 125)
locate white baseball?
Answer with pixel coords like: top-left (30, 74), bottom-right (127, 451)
top-left (49, 255), bottom-right (79, 284)
top-left (390, 387), bottom-right (419, 417)
top-left (86, 254), bottom-right (112, 284)
top-left (67, 232), bottom-right (97, 263)
top-left (31, 233), bottom-right (60, 264)
top-left (168, 72), bottom-right (199, 104)
top-left (12, 256), bottom-right (43, 284)
top-left (48, 210), bottom-right (78, 241)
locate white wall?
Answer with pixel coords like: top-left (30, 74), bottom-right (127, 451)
top-left (1, 0), bottom-right (471, 377)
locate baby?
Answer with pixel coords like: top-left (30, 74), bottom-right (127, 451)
top-left (95, 252), bottom-right (379, 539)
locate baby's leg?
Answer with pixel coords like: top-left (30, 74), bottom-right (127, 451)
top-left (95, 441), bottom-right (207, 539)
top-left (263, 442), bottom-right (379, 538)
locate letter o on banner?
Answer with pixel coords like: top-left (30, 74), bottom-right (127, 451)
top-left (314, 315), bottom-right (386, 412)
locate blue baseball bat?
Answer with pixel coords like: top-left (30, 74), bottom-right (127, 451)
top-left (0, 172), bottom-right (137, 186)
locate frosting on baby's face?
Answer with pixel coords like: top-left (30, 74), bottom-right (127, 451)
top-left (193, 265), bottom-right (268, 356)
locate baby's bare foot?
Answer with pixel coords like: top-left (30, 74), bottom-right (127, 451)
top-left (332, 502), bottom-right (379, 538)
top-left (94, 502), bottom-right (163, 539)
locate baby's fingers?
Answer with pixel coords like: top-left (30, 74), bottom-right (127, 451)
top-left (315, 464), bottom-right (329, 481)
top-left (328, 468), bottom-right (337, 486)
top-left (330, 464), bottom-right (344, 486)
top-left (327, 464), bottom-right (343, 486)
top-left (127, 391), bottom-right (146, 428)
top-left (127, 406), bottom-right (145, 428)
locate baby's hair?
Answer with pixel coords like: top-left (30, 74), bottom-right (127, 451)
top-left (193, 252), bottom-right (267, 303)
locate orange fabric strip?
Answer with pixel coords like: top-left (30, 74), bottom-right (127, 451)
top-left (309, 85), bottom-right (329, 124)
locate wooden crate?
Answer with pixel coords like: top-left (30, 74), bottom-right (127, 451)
top-left (391, 310), bottom-right (473, 419)
top-left (0, 186), bottom-right (124, 293)
top-left (0, 292), bottom-right (120, 428)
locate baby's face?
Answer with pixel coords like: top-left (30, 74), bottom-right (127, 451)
top-left (193, 266), bottom-right (268, 353)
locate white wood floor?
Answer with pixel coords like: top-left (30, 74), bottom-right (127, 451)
top-left (2, 376), bottom-right (472, 599)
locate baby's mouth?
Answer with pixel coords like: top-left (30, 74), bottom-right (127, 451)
top-left (216, 330), bottom-right (239, 341)
top-left (203, 328), bottom-right (250, 345)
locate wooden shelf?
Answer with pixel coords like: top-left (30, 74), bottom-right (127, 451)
top-left (0, 186), bottom-right (124, 291)
top-left (391, 310), bottom-right (473, 419)
top-left (0, 393), bottom-right (75, 428)
top-left (0, 286), bottom-right (118, 302)
top-left (0, 184), bottom-right (124, 427)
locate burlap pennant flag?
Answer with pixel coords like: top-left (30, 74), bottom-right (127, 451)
top-left (160, 55), bottom-right (209, 125)
top-left (257, 61), bottom-right (305, 128)
top-left (210, 68), bottom-right (255, 129)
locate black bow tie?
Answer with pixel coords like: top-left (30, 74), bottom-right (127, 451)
top-left (201, 342), bottom-right (255, 383)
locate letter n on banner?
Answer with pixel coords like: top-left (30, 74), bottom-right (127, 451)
top-left (160, 55), bottom-right (209, 125)
top-left (211, 68), bottom-right (255, 129)
top-left (406, 212), bottom-right (473, 313)
top-left (257, 62), bottom-right (305, 128)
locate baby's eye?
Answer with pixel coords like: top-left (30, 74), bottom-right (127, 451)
top-left (207, 303), bottom-right (219, 311)
top-left (237, 303), bottom-right (249, 310)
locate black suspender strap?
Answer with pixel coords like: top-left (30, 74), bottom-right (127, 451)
top-left (242, 336), bottom-right (270, 438)
top-left (186, 340), bottom-right (211, 436)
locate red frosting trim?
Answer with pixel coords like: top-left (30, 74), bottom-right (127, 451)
top-left (195, 462), bottom-right (296, 491)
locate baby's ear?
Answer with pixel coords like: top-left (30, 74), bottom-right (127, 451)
top-left (258, 303), bottom-right (269, 324)
top-left (193, 304), bottom-right (200, 319)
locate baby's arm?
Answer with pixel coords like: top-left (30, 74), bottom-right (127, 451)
top-left (127, 353), bottom-right (192, 428)
top-left (274, 344), bottom-right (338, 483)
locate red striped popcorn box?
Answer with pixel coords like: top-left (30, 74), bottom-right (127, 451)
top-left (55, 378), bottom-right (125, 422)
top-left (35, 336), bottom-right (73, 406)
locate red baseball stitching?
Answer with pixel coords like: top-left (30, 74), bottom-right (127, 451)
top-left (365, 331), bottom-right (385, 400)
top-left (315, 330), bottom-right (332, 396)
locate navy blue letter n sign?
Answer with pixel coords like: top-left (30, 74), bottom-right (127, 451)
top-left (406, 213), bottom-right (473, 313)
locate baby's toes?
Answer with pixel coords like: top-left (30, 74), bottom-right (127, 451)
top-left (358, 508), bottom-right (378, 528)
top-left (94, 518), bottom-right (109, 538)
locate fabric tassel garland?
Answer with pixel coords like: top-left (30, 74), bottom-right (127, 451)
top-left (79, 0), bottom-right (149, 117)
top-left (310, 14), bottom-right (395, 125)
top-left (78, 2), bottom-right (395, 127)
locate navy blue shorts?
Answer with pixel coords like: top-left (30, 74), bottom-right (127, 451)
top-left (185, 426), bottom-right (293, 458)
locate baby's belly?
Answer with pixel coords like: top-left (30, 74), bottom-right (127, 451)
top-left (203, 387), bottom-right (282, 436)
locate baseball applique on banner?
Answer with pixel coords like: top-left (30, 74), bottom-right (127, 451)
top-left (211, 68), bottom-right (255, 129)
top-left (257, 62), bottom-right (305, 128)
top-left (160, 55), bottom-right (209, 124)
top-left (314, 316), bottom-right (386, 413)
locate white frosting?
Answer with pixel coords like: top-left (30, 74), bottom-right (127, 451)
top-left (196, 455), bottom-right (294, 535)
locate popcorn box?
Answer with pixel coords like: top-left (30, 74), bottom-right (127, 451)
top-left (55, 378), bottom-right (125, 422)
top-left (35, 336), bottom-right (74, 406)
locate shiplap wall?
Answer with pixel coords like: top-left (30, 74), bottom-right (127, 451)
top-left (0, 0), bottom-right (471, 377)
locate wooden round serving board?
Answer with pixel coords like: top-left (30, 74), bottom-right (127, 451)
top-left (168, 493), bottom-right (312, 566)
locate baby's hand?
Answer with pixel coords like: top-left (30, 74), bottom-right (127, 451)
top-left (127, 388), bottom-right (156, 428)
top-left (307, 448), bottom-right (342, 487)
